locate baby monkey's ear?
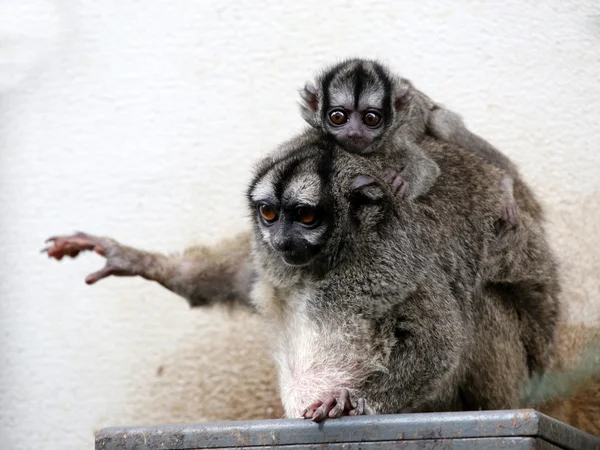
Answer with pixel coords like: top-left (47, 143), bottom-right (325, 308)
top-left (300, 82), bottom-right (319, 111)
top-left (299, 81), bottom-right (321, 128)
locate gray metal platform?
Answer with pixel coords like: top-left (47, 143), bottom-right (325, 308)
top-left (95, 409), bottom-right (600, 449)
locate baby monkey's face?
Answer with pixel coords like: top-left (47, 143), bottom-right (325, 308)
top-left (300, 59), bottom-right (407, 155)
top-left (322, 84), bottom-right (389, 154)
top-left (324, 105), bottom-right (386, 154)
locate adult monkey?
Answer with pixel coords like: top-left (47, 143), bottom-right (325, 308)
top-left (45, 130), bottom-right (566, 424)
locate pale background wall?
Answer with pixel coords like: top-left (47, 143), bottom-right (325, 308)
top-left (0, 0), bottom-right (598, 448)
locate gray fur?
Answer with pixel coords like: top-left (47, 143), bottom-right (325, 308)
top-left (245, 128), bottom-right (559, 416)
top-left (43, 130), bottom-right (560, 419)
top-left (300, 58), bottom-right (518, 221)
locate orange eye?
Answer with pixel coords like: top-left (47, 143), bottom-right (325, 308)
top-left (297, 206), bottom-right (317, 225)
top-left (363, 112), bottom-right (381, 127)
top-left (329, 110), bottom-right (347, 125)
top-left (259, 204), bottom-right (277, 222)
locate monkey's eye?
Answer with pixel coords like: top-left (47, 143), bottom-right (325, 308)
top-left (258, 204), bottom-right (278, 223)
top-left (363, 112), bottom-right (382, 127)
top-left (329, 110), bottom-right (347, 125)
top-left (296, 206), bottom-right (317, 226)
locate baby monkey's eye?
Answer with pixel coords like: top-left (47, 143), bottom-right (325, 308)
top-left (259, 204), bottom-right (278, 223)
top-left (296, 206), bottom-right (317, 225)
top-left (329, 110), bottom-right (347, 125)
top-left (363, 112), bottom-right (382, 127)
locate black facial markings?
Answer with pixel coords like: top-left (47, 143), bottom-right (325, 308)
top-left (247, 132), bottom-right (323, 198)
top-left (353, 62), bottom-right (368, 110)
top-left (321, 61), bottom-right (346, 125)
top-left (247, 145), bottom-right (317, 209)
top-left (372, 62), bottom-right (393, 127)
top-left (274, 156), bottom-right (306, 201)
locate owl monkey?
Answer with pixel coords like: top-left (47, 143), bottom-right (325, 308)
top-left (44, 130), bottom-right (560, 422)
top-left (299, 58), bottom-right (518, 224)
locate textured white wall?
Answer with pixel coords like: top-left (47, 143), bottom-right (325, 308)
top-left (0, 0), bottom-right (599, 448)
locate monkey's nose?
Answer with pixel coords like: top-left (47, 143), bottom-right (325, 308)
top-left (272, 238), bottom-right (294, 253)
top-left (347, 129), bottom-right (362, 138)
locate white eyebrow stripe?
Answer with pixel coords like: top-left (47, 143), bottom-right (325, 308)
top-left (328, 88), bottom-right (355, 109)
top-left (282, 174), bottom-right (321, 206)
top-left (358, 82), bottom-right (385, 110)
top-left (251, 173), bottom-right (276, 203)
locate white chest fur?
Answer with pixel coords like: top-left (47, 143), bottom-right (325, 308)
top-left (251, 280), bottom-right (373, 417)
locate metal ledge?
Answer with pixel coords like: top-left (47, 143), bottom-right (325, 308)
top-left (95, 409), bottom-right (600, 449)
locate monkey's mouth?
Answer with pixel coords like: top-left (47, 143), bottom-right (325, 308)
top-left (342, 138), bottom-right (371, 154)
top-left (278, 248), bottom-right (319, 267)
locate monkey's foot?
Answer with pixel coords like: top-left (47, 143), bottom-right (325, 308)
top-left (300, 389), bottom-right (369, 422)
top-left (499, 196), bottom-right (519, 226)
top-left (383, 169), bottom-right (408, 197)
top-left (42, 232), bottom-right (143, 284)
top-left (499, 175), bottom-right (518, 226)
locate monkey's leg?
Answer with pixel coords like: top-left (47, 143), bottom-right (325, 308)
top-left (43, 231), bottom-right (255, 309)
top-left (365, 287), bottom-right (465, 414)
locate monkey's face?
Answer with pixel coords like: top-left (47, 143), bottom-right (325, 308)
top-left (324, 105), bottom-right (386, 154)
top-left (247, 137), bottom-right (395, 273)
top-left (300, 59), bottom-right (401, 155)
top-left (253, 202), bottom-right (326, 267)
top-left (248, 163), bottom-right (330, 267)
top-left (323, 79), bottom-right (390, 154)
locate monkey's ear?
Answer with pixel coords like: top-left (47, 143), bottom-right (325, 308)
top-left (393, 78), bottom-right (412, 111)
top-left (299, 82), bottom-right (322, 128)
top-left (349, 175), bottom-right (386, 203)
top-left (299, 82), bottom-right (319, 112)
top-left (348, 175), bottom-right (390, 228)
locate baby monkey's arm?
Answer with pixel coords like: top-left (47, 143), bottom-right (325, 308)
top-left (43, 231), bottom-right (255, 309)
top-left (382, 137), bottom-right (441, 201)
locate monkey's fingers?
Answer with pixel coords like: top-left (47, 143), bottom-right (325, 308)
top-left (85, 265), bottom-right (115, 285)
top-left (301, 401), bottom-right (322, 419)
top-left (43, 232), bottom-right (112, 260)
top-left (312, 396), bottom-right (337, 422)
top-left (501, 201), bottom-right (519, 227)
top-left (44, 238), bottom-right (95, 259)
top-left (348, 398), bottom-right (368, 416)
top-left (328, 389), bottom-right (353, 418)
top-left (382, 170), bottom-right (407, 197)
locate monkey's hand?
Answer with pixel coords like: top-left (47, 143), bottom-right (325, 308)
top-left (382, 169), bottom-right (409, 197)
top-left (42, 232), bottom-right (148, 284)
top-left (385, 139), bottom-right (440, 200)
top-left (300, 389), bottom-right (370, 423)
top-left (43, 231), bottom-right (256, 309)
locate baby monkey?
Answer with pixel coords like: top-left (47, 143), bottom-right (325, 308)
top-left (300, 58), bottom-right (518, 224)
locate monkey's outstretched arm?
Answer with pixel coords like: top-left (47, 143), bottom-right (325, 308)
top-left (43, 231), bottom-right (256, 309)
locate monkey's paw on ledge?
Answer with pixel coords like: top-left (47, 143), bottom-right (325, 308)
top-left (95, 409), bottom-right (599, 450)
